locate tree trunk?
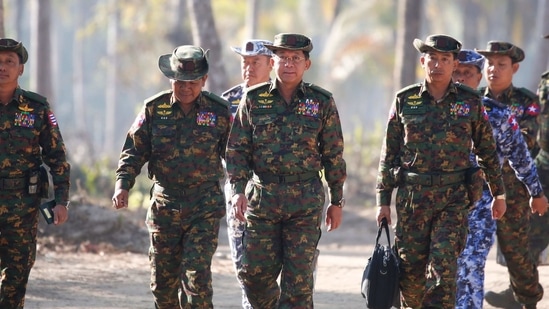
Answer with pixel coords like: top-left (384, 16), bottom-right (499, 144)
top-left (187, 0), bottom-right (228, 94)
top-left (393, 0), bottom-right (422, 94)
top-left (103, 0), bottom-right (119, 155)
top-left (0, 0), bottom-right (5, 37)
top-left (30, 0), bottom-right (53, 103)
top-left (246, 0), bottom-right (258, 39)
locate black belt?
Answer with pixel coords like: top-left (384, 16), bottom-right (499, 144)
top-left (0, 177), bottom-right (27, 190)
top-left (403, 171), bottom-right (466, 186)
top-left (152, 182), bottom-right (218, 198)
top-left (255, 171), bottom-right (319, 184)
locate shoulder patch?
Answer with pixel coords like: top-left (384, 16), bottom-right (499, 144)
top-left (456, 83), bottom-right (481, 96)
top-left (396, 83), bottom-right (421, 96)
top-left (306, 83), bottom-right (332, 98)
top-left (21, 89), bottom-right (48, 105)
top-left (516, 87), bottom-right (538, 100)
top-left (203, 91), bottom-right (230, 108)
top-left (144, 90), bottom-right (171, 106)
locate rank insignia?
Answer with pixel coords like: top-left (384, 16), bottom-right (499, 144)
top-left (157, 109), bottom-right (172, 116)
top-left (450, 101), bottom-right (471, 117)
top-left (196, 111), bottom-right (217, 127)
top-left (18, 104), bottom-right (34, 112)
top-left (407, 100), bottom-right (422, 106)
top-left (258, 91), bottom-right (273, 98)
top-left (407, 94), bottom-right (421, 100)
top-left (296, 99), bottom-right (319, 117)
top-left (158, 102), bottom-right (171, 109)
top-left (14, 112), bottom-right (35, 128)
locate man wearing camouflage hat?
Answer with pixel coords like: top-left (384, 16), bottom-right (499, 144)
top-left (226, 33), bottom-right (346, 308)
top-left (0, 38), bottom-right (71, 308)
top-left (112, 45), bottom-right (231, 308)
top-left (476, 41), bottom-right (547, 309)
top-left (221, 38), bottom-right (273, 309)
top-left (453, 49), bottom-right (548, 309)
top-left (376, 34), bottom-right (506, 308)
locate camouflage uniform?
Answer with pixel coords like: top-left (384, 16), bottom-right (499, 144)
top-left (226, 79), bottom-right (346, 308)
top-left (531, 71), bottom-right (549, 263)
top-left (456, 97), bottom-right (544, 309)
top-left (116, 90), bottom-right (230, 308)
top-left (0, 88), bottom-right (70, 309)
top-left (376, 81), bottom-right (505, 308)
top-left (479, 85), bottom-right (544, 305)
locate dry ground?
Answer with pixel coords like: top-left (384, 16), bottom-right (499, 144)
top-left (23, 203), bottom-right (549, 309)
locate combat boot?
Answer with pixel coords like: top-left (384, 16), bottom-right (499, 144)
top-left (484, 286), bottom-right (521, 308)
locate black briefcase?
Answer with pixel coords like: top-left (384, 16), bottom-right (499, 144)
top-left (361, 218), bottom-right (400, 309)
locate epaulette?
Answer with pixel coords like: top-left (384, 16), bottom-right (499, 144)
top-left (456, 83), bottom-right (481, 96)
top-left (21, 89), bottom-right (48, 105)
top-left (542, 71), bottom-right (549, 79)
top-left (144, 90), bottom-right (171, 106)
top-left (306, 83), bottom-right (332, 98)
top-left (516, 87), bottom-right (538, 100)
top-left (396, 83), bottom-right (421, 96)
top-left (221, 84), bottom-right (242, 97)
top-left (203, 91), bottom-right (230, 108)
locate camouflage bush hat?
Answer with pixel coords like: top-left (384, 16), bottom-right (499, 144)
top-left (231, 39), bottom-right (273, 57)
top-left (0, 38), bottom-right (28, 64)
top-left (264, 33), bottom-right (313, 52)
top-left (158, 45), bottom-right (209, 81)
top-left (413, 34), bottom-right (462, 54)
top-left (475, 41), bottom-right (525, 63)
top-left (457, 49), bottom-right (485, 71)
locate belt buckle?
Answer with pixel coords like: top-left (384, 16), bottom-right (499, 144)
top-left (431, 173), bottom-right (441, 186)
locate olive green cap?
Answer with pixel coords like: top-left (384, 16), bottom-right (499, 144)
top-left (0, 38), bottom-right (28, 64)
top-left (264, 33), bottom-right (313, 52)
top-left (158, 45), bottom-right (209, 81)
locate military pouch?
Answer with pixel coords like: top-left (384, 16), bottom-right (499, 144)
top-left (39, 165), bottom-right (50, 199)
top-left (390, 167), bottom-right (404, 187)
top-left (28, 169), bottom-right (39, 195)
top-left (39, 199), bottom-right (56, 224)
top-left (465, 167), bottom-right (484, 205)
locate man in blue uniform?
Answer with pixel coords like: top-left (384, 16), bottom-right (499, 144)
top-left (453, 49), bottom-right (548, 309)
top-left (221, 39), bottom-right (272, 309)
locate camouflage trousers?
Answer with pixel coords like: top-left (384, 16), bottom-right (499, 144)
top-left (0, 192), bottom-right (40, 309)
top-left (238, 177), bottom-right (324, 309)
top-left (147, 184), bottom-right (225, 309)
top-left (456, 189), bottom-right (496, 309)
top-left (531, 150), bottom-right (549, 261)
top-left (224, 181), bottom-right (252, 309)
top-left (394, 183), bottom-right (469, 309)
top-left (496, 166), bottom-right (543, 305)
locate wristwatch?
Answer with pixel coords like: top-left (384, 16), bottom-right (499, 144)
top-left (332, 198), bottom-right (345, 208)
top-left (495, 194), bottom-right (505, 200)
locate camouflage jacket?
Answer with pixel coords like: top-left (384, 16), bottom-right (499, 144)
top-left (116, 90), bottom-right (231, 190)
top-left (226, 81), bottom-right (346, 202)
top-left (537, 71), bottom-right (549, 152)
top-left (376, 81), bottom-right (505, 206)
top-left (482, 97), bottom-right (543, 197)
top-left (0, 87), bottom-right (70, 203)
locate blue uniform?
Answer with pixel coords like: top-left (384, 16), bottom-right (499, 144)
top-left (221, 83), bottom-right (251, 309)
top-left (456, 97), bottom-right (543, 309)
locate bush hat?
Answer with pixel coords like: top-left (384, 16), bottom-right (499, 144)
top-left (0, 38), bottom-right (28, 64)
top-left (475, 41), bottom-right (525, 63)
top-left (158, 45), bottom-right (209, 81)
top-left (264, 33), bottom-right (313, 52)
top-left (457, 49), bottom-right (485, 71)
top-left (231, 39), bottom-right (273, 57)
top-left (413, 34), bottom-right (462, 54)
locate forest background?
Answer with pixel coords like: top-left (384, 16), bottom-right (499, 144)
top-left (2, 0), bottom-right (549, 208)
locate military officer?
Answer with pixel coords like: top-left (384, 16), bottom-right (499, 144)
top-left (226, 33), bottom-right (346, 308)
top-left (376, 34), bottom-right (506, 308)
top-left (112, 45), bottom-right (230, 308)
top-left (0, 38), bottom-right (70, 309)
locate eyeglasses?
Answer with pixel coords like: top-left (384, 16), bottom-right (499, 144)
top-left (274, 55), bottom-right (306, 64)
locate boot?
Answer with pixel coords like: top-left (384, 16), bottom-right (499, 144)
top-left (484, 286), bottom-right (521, 308)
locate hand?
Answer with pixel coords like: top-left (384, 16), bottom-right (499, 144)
top-left (231, 193), bottom-right (248, 221)
top-left (325, 204), bottom-right (342, 232)
top-left (52, 204), bottom-right (69, 225)
top-left (376, 205), bottom-right (391, 226)
top-left (530, 194), bottom-right (548, 216)
top-left (112, 188), bottom-right (129, 209)
top-left (491, 198), bottom-right (506, 220)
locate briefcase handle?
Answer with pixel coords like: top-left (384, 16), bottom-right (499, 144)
top-left (375, 218), bottom-right (392, 247)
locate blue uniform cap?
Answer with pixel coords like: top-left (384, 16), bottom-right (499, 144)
top-left (457, 49), bottom-right (485, 71)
